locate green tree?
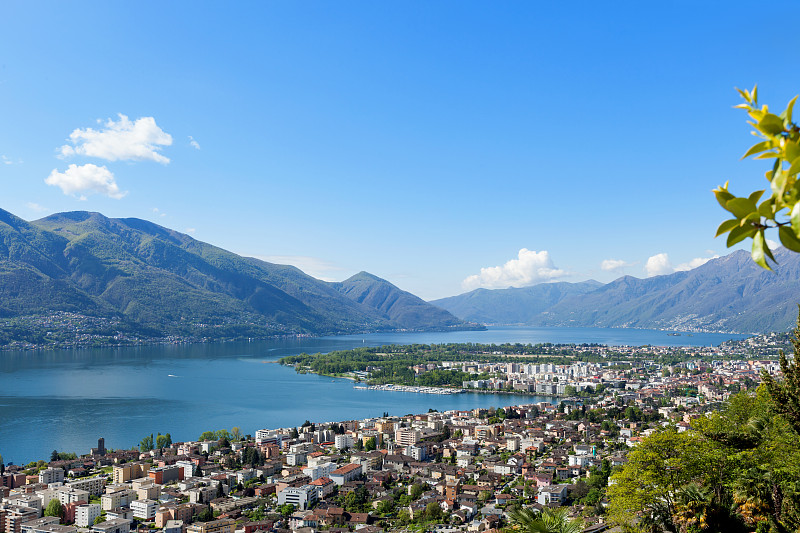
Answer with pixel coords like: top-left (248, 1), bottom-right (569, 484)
top-left (508, 507), bottom-right (583, 533)
top-left (425, 501), bottom-right (443, 521)
top-left (714, 86), bottom-right (800, 267)
top-left (140, 434), bottom-right (154, 452)
top-left (279, 503), bottom-right (295, 517)
top-left (196, 507), bottom-right (214, 522)
top-left (94, 516), bottom-right (106, 525)
top-left (762, 311), bottom-right (800, 435)
top-left (44, 499), bottom-right (65, 521)
top-left (364, 437), bottom-right (376, 452)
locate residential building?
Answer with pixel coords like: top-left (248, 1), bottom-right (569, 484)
top-left (130, 499), bottom-right (158, 521)
top-left (329, 464), bottom-right (362, 486)
top-left (91, 518), bottom-right (132, 533)
top-left (186, 519), bottom-right (235, 533)
top-left (65, 477), bottom-right (105, 497)
top-left (276, 485), bottom-right (318, 511)
top-left (112, 464), bottom-right (149, 485)
top-left (74, 504), bottom-right (101, 528)
top-left (38, 469), bottom-right (64, 486)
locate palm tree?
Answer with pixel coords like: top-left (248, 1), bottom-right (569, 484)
top-left (508, 506), bottom-right (583, 533)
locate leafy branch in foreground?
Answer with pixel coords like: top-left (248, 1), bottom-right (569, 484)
top-left (714, 85), bottom-right (800, 269)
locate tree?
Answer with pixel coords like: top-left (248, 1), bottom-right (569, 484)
top-left (44, 499), bottom-right (65, 521)
top-left (425, 501), bottom-right (443, 521)
top-left (762, 310), bottom-right (800, 435)
top-left (508, 507), bottom-right (583, 533)
top-left (231, 427), bottom-right (242, 441)
top-left (714, 86), bottom-right (800, 268)
top-left (365, 437), bottom-right (376, 452)
top-left (140, 434), bottom-right (154, 452)
top-left (94, 516), bottom-right (106, 525)
top-left (156, 433), bottom-right (172, 449)
top-left (279, 503), bottom-right (295, 517)
top-left (196, 507), bottom-right (214, 522)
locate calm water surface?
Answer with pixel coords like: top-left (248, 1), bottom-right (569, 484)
top-left (0, 326), bottom-right (746, 464)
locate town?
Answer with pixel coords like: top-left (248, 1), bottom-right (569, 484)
top-left (0, 340), bottom-right (784, 533)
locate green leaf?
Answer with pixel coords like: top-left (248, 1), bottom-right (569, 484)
top-left (779, 226), bottom-right (800, 253)
top-left (748, 190), bottom-right (765, 204)
top-left (715, 219), bottom-right (738, 237)
top-left (751, 231), bottom-right (772, 270)
top-left (785, 140), bottom-right (800, 162)
top-left (742, 141), bottom-right (771, 159)
top-left (782, 95), bottom-right (797, 124)
top-left (758, 199), bottom-right (775, 219)
top-left (758, 113), bottom-right (785, 135)
top-left (727, 224), bottom-right (756, 247)
top-left (791, 203), bottom-right (800, 236)
top-left (788, 157), bottom-right (800, 177)
top-left (714, 187), bottom-right (735, 210)
top-left (726, 197), bottom-right (758, 219)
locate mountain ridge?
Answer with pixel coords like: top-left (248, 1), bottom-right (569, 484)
top-left (431, 249), bottom-right (800, 334)
top-left (0, 208), bottom-right (476, 342)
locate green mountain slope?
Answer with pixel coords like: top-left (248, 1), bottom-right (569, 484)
top-left (331, 271), bottom-right (477, 331)
top-left (0, 208), bottom-right (475, 339)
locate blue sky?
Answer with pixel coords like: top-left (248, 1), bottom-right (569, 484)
top-left (2, 2), bottom-right (799, 300)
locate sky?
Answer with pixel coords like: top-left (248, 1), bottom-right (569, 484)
top-left (2, 2), bottom-right (800, 300)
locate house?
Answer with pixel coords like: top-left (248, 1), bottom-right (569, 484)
top-left (537, 485), bottom-right (568, 506)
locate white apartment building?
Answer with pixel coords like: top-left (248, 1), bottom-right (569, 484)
top-left (334, 435), bottom-right (353, 450)
top-left (67, 476), bottom-right (105, 497)
top-left (58, 487), bottom-right (90, 505)
top-left (276, 485), bottom-right (318, 511)
top-left (302, 462), bottom-right (336, 481)
top-left (38, 468), bottom-right (65, 485)
top-left (101, 488), bottom-right (136, 511)
top-left (75, 504), bottom-right (101, 527)
top-left (131, 499), bottom-right (158, 520)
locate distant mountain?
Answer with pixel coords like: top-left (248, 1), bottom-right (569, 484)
top-left (331, 271), bottom-right (472, 331)
top-left (432, 249), bottom-right (800, 334)
top-left (0, 208), bottom-right (477, 339)
top-left (430, 281), bottom-right (604, 325)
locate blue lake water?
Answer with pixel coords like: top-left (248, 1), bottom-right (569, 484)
top-left (0, 326), bottom-right (747, 464)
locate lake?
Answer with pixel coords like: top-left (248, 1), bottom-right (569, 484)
top-left (0, 326), bottom-right (747, 464)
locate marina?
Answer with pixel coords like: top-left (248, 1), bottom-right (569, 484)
top-left (353, 384), bottom-right (464, 394)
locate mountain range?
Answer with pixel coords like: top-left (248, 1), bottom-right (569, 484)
top-left (432, 248), bottom-right (800, 334)
top-left (0, 208), bottom-right (477, 339)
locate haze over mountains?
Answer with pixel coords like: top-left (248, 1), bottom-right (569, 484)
top-left (0, 208), bottom-right (476, 338)
top-left (433, 249), bottom-right (800, 334)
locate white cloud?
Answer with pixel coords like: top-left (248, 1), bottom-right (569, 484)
top-left (189, 136), bottom-right (201, 150)
top-left (601, 259), bottom-right (635, 272)
top-left (59, 114), bottom-right (172, 164)
top-left (151, 207), bottom-right (166, 218)
top-left (767, 239), bottom-right (781, 251)
top-left (2, 155), bottom-right (22, 165)
top-left (674, 255), bottom-right (719, 271)
top-left (45, 164), bottom-right (126, 199)
top-left (645, 252), bottom-right (721, 277)
top-left (462, 248), bottom-right (567, 291)
top-left (26, 202), bottom-right (48, 213)
top-left (252, 254), bottom-right (346, 282)
top-left (644, 253), bottom-right (674, 277)
top-left (185, 228), bottom-right (196, 234)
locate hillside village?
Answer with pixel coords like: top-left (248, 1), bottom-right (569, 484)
top-left (0, 351), bottom-right (781, 533)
